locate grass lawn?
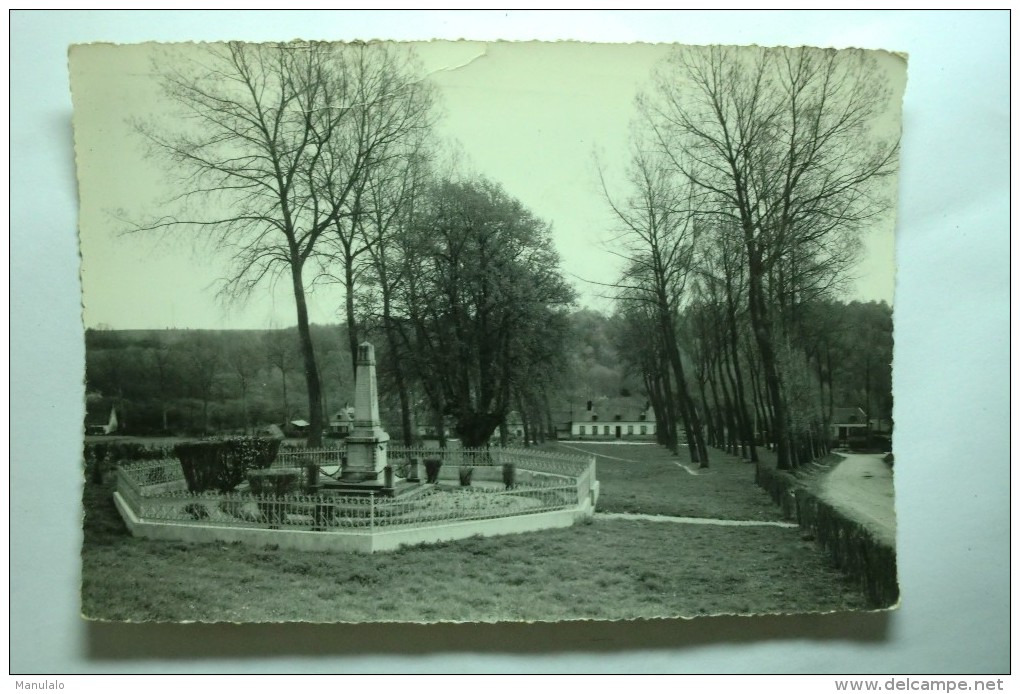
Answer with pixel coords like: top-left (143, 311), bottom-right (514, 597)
top-left (551, 441), bottom-right (782, 521)
top-left (80, 445), bottom-right (871, 622)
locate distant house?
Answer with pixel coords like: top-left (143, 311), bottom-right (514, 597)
top-left (285, 419), bottom-right (311, 437)
top-left (830, 406), bottom-right (868, 446)
top-left (329, 404), bottom-right (355, 438)
top-left (570, 398), bottom-right (656, 439)
top-left (85, 405), bottom-right (118, 436)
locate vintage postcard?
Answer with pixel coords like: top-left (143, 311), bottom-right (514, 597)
top-left (71, 40), bottom-right (904, 623)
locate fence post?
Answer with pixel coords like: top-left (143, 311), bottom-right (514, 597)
top-left (370, 494), bottom-right (375, 530)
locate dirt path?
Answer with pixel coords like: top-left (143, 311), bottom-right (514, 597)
top-left (817, 453), bottom-right (896, 547)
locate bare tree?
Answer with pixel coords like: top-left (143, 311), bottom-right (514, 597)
top-left (359, 134), bottom-right (435, 445)
top-left (640, 45), bottom-right (899, 469)
top-left (133, 41), bottom-right (436, 447)
top-left (312, 43), bottom-right (437, 373)
top-left (600, 146), bottom-right (710, 466)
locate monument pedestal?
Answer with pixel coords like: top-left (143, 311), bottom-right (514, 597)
top-left (336, 342), bottom-right (393, 494)
top-left (340, 431), bottom-right (390, 483)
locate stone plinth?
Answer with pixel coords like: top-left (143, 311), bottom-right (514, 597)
top-left (340, 342), bottom-right (390, 484)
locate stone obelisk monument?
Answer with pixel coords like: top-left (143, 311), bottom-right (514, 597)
top-left (341, 342), bottom-right (390, 484)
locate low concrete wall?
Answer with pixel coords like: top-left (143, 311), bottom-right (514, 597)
top-left (115, 491), bottom-right (593, 554)
top-left (755, 464), bottom-right (898, 608)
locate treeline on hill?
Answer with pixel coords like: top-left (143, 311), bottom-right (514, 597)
top-left (85, 325), bottom-right (356, 438)
top-left (85, 300), bottom-right (888, 456)
top-left (602, 44), bottom-right (898, 469)
top-left (83, 311), bottom-right (643, 443)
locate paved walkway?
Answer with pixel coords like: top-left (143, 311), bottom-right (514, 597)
top-left (556, 442), bottom-right (644, 462)
top-left (557, 441), bottom-right (701, 475)
top-left (597, 512), bottom-right (798, 528)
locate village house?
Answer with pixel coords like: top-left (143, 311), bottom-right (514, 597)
top-left (84, 403), bottom-right (118, 436)
top-left (570, 398), bottom-right (656, 440)
top-left (328, 404), bottom-right (355, 438)
top-left (830, 406), bottom-right (869, 447)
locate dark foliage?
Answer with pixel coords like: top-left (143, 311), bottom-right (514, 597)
top-left (174, 437), bottom-right (281, 493)
top-left (246, 468), bottom-right (302, 497)
top-left (424, 458), bottom-right (442, 484)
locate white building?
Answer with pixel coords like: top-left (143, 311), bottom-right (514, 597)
top-left (569, 399), bottom-right (656, 439)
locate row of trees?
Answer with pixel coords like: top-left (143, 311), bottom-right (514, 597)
top-left (604, 45), bottom-right (898, 469)
top-left (130, 41), bottom-right (575, 447)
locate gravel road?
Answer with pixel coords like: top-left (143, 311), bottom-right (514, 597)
top-left (818, 453), bottom-right (896, 547)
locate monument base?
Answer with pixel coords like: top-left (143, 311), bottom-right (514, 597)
top-left (318, 477), bottom-right (424, 499)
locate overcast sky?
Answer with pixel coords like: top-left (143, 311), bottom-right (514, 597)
top-left (71, 40), bottom-right (903, 330)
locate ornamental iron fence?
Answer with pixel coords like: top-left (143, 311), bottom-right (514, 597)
top-left (116, 446), bottom-right (595, 534)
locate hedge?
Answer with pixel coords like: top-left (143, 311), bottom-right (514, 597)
top-left (174, 437), bottom-right (281, 493)
top-left (755, 462), bottom-right (899, 609)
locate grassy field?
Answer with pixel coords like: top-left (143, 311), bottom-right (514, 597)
top-left (81, 442), bottom-right (871, 622)
top-left (552, 441), bottom-right (782, 521)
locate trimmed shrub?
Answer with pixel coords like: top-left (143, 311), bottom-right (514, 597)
top-left (458, 466), bottom-right (473, 487)
top-left (424, 458), bottom-right (442, 484)
top-left (174, 437), bottom-right (281, 493)
top-left (247, 468), bottom-right (301, 496)
top-left (502, 463), bottom-right (516, 490)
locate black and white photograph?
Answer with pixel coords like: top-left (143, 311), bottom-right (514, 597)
top-left (70, 38), bottom-right (906, 624)
top-left (10, 8), bottom-right (1012, 677)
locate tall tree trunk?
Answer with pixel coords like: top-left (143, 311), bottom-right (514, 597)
top-left (706, 357), bottom-right (727, 451)
top-left (383, 317), bottom-right (414, 446)
top-left (645, 372), bottom-right (668, 447)
top-left (657, 355), bottom-right (680, 455)
top-left (658, 304), bottom-right (707, 466)
top-left (747, 345), bottom-right (769, 449)
top-left (516, 392), bottom-right (531, 447)
top-left (435, 406), bottom-right (447, 449)
top-left (278, 367), bottom-right (289, 425)
top-left (345, 258), bottom-right (359, 378)
top-left (292, 263), bottom-right (324, 448)
top-left (715, 354), bottom-right (738, 455)
top-left (747, 257), bottom-right (789, 467)
top-left (702, 361), bottom-right (722, 450)
top-left (543, 393), bottom-right (555, 441)
top-left (725, 298), bottom-right (757, 462)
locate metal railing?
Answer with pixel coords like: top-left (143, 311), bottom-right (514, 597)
top-left (276, 445), bottom-right (591, 470)
top-left (115, 447), bottom-right (596, 534)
